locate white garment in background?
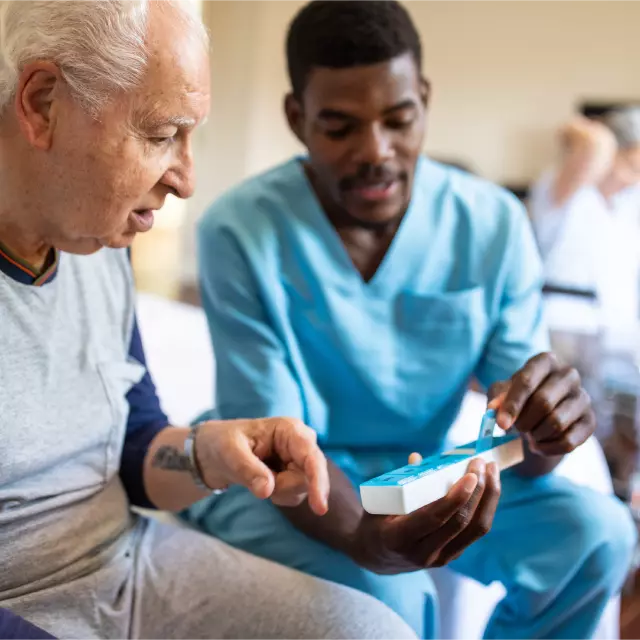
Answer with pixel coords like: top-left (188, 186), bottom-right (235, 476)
top-left (529, 170), bottom-right (640, 336)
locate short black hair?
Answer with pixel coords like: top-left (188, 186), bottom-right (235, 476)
top-left (286, 1), bottom-right (422, 98)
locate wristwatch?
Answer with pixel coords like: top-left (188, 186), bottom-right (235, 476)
top-left (184, 424), bottom-right (227, 495)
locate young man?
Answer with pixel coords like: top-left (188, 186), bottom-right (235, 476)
top-left (188, 2), bottom-right (636, 638)
top-left (529, 109), bottom-right (640, 334)
top-left (0, 2), bottom-right (415, 638)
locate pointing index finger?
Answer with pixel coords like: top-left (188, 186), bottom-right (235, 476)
top-left (279, 420), bottom-right (329, 515)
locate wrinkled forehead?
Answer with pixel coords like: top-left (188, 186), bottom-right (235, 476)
top-left (133, 2), bottom-right (210, 121)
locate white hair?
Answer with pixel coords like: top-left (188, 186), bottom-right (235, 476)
top-left (605, 107), bottom-right (640, 150)
top-left (0, 0), bottom-right (207, 117)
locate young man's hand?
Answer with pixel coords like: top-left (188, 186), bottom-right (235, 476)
top-left (489, 352), bottom-right (595, 457)
top-left (351, 458), bottom-right (500, 574)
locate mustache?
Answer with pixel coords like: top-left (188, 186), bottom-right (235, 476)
top-left (339, 164), bottom-right (406, 191)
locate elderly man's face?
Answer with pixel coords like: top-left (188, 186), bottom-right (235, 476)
top-left (22, 4), bottom-right (210, 254)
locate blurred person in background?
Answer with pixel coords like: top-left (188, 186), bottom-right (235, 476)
top-left (187, 1), bottom-right (637, 638)
top-left (529, 109), bottom-right (640, 334)
top-left (0, 1), bottom-right (417, 638)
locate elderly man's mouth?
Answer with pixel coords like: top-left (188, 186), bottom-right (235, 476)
top-left (130, 209), bottom-right (155, 232)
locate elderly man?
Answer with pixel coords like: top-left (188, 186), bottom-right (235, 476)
top-left (0, 2), bottom-right (417, 639)
top-left (186, 2), bottom-right (637, 639)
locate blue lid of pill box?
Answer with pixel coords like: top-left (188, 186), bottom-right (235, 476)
top-left (360, 432), bottom-right (519, 488)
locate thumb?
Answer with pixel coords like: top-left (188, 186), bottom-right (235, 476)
top-left (225, 436), bottom-right (276, 500)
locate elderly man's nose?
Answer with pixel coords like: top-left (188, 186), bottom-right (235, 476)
top-left (163, 154), bottom-right (196, 199)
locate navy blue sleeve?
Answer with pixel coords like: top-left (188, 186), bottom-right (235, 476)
top-left (0, 608), bottom-right (55, 639)
top-left (120, 313), bottom-right (170, 509)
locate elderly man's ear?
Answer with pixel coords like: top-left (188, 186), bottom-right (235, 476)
top-left (14, 62), bottom-right (62, 150)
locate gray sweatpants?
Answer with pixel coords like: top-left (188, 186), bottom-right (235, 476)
top-left (4, 517), bottom-right (416, 639)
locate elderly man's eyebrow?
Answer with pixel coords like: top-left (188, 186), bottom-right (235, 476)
top-left (141, 114), bottom-right (198, 130)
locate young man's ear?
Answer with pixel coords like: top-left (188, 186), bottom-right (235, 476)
top-left (419, 77), bottom-right (431, 110)
top-left (14, 61), bottom-right (61, 150)
top-left (284, 93), bottom-right (306, 146)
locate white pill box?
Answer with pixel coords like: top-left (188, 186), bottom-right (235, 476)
top-left (359, 432), bottom-right (523, 516)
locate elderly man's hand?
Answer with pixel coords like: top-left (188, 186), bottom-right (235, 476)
top-left (194, 418), bottom-right (329, 515)
top-left (352, 458), bottom-right (501, 574)
top-left (489, 352), bottom-right (595, 456)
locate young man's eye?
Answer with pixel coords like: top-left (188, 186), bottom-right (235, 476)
top-left (325, 127), bottom-right (352, 140)
top-left (387, 119), bottom-right (414, 131)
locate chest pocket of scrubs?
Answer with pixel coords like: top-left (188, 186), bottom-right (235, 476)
top-left (391, 286), bottom-right (488, 417)
top-left (96, 359), bottom-right (146, 480)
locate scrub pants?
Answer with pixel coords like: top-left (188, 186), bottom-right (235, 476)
top-left (183, 466), bottom-right (636, 639)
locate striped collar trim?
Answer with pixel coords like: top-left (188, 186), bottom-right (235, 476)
top-left (0, 240), bottom-right (59, 286)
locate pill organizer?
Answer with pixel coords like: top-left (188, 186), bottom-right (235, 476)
top-left (359, 411), bottom-right (523, 515)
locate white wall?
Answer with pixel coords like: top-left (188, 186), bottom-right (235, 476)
top-left (412, 1), bottom-right (640, 183)
top-left (181, 0), bottom-right (640, 282)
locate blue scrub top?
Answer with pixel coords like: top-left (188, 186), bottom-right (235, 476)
top-left (197, 156), bottom-right (548, 476)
